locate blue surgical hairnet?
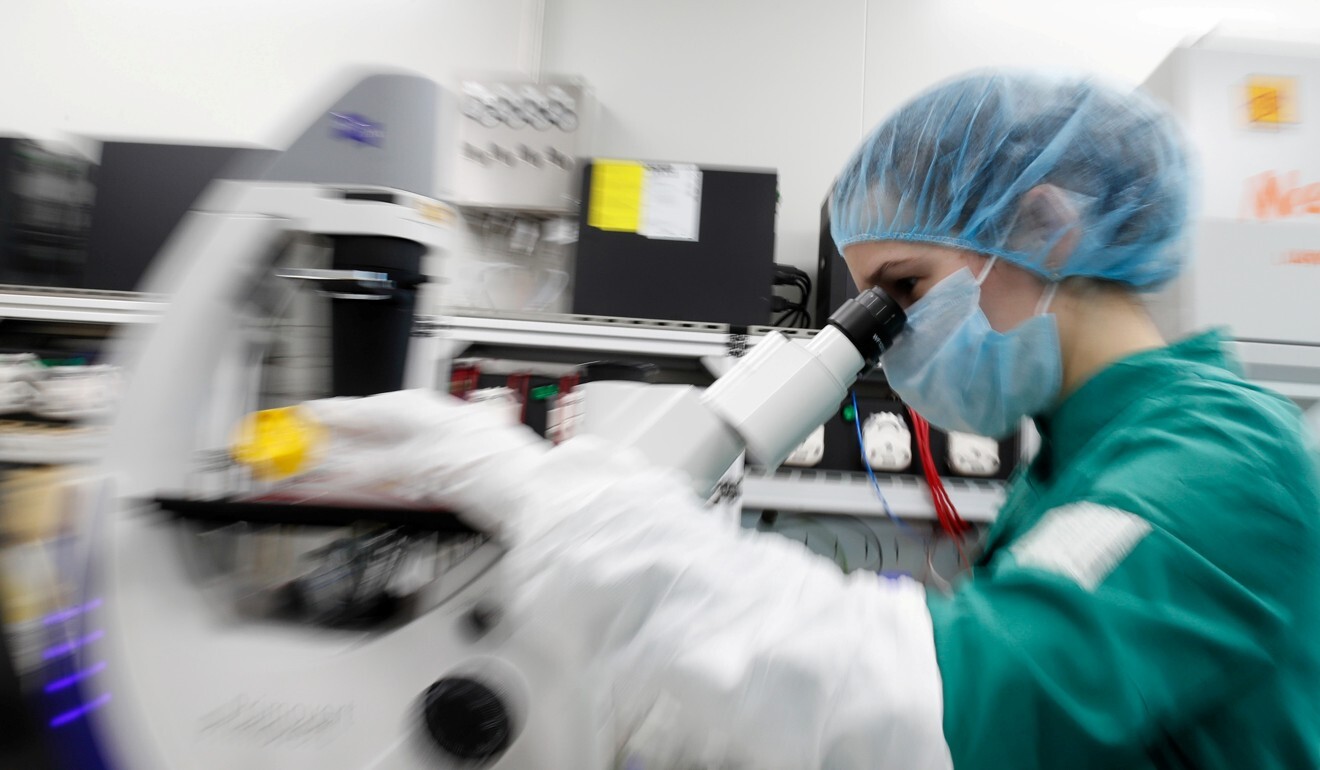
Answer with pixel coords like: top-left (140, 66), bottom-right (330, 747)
top-left (830, 71), bottom-right (1191, 288)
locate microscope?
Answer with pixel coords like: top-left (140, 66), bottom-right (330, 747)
top-left (573, 288), bottom-right (904, 499)
top-left (55, 73), bottom-right (906, 770)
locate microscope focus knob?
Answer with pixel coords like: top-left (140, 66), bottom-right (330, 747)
top-left (422, 677), bottom-right (513, 761)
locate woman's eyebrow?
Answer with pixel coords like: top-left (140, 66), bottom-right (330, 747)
top-left (872, 256), bottom-right (918, 284)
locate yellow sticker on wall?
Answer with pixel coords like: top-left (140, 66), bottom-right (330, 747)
top-left (587, 160), bottom-right (644, 232)
top-left (1247, 76), bottom-right (1298, 125)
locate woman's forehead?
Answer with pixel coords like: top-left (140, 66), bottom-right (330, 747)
top-left (843, 241), bottom-right (968, 269)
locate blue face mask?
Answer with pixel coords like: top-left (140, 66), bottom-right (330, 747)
top-left (881, 260), bottom-right (1062, 439)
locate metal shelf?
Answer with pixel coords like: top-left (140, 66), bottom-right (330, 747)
top-left (0, 286), bottom-right (165, 325)
top-left (1230, 339), bottom-right (1320, 403)
top-left (420, 311), bottom-right (818, 359)
top-left (422, 312), bottom-right (733, 360)
top-left (0, 422), bottom-right (107, 465)
top-left (743, 469), bottom-right (1005, 522)
top-left (446, 201), bottom-right (578, 220)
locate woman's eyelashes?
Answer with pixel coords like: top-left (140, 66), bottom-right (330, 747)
top-left (891, 277), bottom-right (919, 299)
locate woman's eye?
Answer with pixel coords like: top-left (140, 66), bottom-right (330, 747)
top-left (894, 278), bottom-right (918, 295)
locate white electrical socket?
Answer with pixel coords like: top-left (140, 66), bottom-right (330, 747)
top-left (0, 353), bottom-right (42, 415)
top-left (862, 412), bottom-right (912, 472)
top-left (465, 386), bottom-right (522, 426)
top-left (783, 425), bottom-right (825, 467)
top-left (947, 431), bottom-right (1000, 476)
top-left (30, 365), bottom-right (121, 421)
top-left (546, 390), bottom-right (584, 443)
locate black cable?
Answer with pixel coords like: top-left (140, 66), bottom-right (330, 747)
top-left (782, 269), bottom-right (813, 328)
top-left (773, 306), bottom-right (810, 329)
top-left (775, 263), bottom-right (813, 286)
top-left (788, 271), bottom-right (813, 297)
top-left (834, 515), bottom-right (886, 571)
top-left (774, 281), bottom-right (809, 304)
top-left (773, 294), bottom-right (810, 327)
top-left (795, 513), bottom-right (885, 573)
top-left (779, 307), bottom-right (807, 329)
top-left (771, 279), bottom-right (814, 327)
top-left (773, 264), bottom-right (814, 306)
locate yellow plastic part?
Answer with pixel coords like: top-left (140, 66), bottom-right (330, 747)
top-left (231, 406), bottom-right (323, 480)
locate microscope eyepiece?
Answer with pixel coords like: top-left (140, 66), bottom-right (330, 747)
top-left (826, 288), bottom-right (906, 365)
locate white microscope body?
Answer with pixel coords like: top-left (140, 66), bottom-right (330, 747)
top-left (70, 75), bottom-right (610, 770)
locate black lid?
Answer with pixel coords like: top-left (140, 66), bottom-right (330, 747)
top-left (579, 361), bottom-right (658, 383)
top-left (421, 677), bottom-right (513, 761)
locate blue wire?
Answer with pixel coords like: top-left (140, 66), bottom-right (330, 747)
top-left (851, 390), bottom-right (919, 537)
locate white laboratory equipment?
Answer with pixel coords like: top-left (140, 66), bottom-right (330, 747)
top-left (56, 68), bottom-right (911, 770)
top-left (451, 79), bottom-right (590, 212)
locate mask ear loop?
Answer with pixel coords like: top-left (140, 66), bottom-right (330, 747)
top-left (1034, 281), bottom-right (1060, 316)
top-left (974, 255), bottom-right (999, 286)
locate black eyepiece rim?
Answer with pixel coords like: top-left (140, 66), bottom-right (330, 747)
top-left (825, 287), bottom-right (906, 364)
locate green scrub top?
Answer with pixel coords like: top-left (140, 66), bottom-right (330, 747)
top-left (927, 330), bottom-right (1320, 769)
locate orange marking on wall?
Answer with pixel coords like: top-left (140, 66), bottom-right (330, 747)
top-left (1247, 171), bottom-right (1320, 220)
top-left (1283, 250), bottom-right (1320, 265)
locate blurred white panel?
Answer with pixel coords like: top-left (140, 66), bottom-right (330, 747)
top-left (860, 0), bottom-right (1320, 130)
top-left (0, 0), bottom-right (527, 145)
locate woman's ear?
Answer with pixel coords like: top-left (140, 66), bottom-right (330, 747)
top-left (1015, 184), bottom-right (1082, 272)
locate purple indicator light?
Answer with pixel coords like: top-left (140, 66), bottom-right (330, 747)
top-left (41, 630), bottom-right (105, 661)
top-left (330, 112), bottom-right (384, 147)
top-left (50, 693), bottom-right (111, 728)
top-left (41, 598), bottom-right (103, 627)
top-left (44, 661), bottom-right (108, 693)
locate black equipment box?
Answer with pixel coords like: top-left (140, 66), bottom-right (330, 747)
top-left (573, 160), bottom-right (777, 327)
top-left (84, 142), bottom-right (260, 291)
top-left (815, 193), bottom-right (859, 329)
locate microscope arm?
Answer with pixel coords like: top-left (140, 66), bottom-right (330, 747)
top-left (108, 181), bottom-right (449, 500)
top-left (585, 291), bottom-right (905, 499)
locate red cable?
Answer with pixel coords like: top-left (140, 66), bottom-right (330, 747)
top-left (451, 364), bottom-right (481, 399)
top-left (507, 373), bottom-right (531, 424)
top-left (908, 407), bottom-right (971, 566)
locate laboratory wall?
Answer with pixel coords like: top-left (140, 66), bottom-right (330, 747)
top-left (0, 0), bottom-right (532, 147)
top-left (538, 0), bottom-right (866, 275)
top-left (7, 0), bottom-right (1320, 278)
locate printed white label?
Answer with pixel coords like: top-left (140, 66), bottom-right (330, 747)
top-left (640, 164), bottom-right (702, 241)
top-left (1010, 502), bottom-right (1151, 591)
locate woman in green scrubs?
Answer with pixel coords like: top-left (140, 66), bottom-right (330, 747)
top-left (832, 71), bottom-right (1320, 769)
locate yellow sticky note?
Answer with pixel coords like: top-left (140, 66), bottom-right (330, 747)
top-left (1247, 76), bottom-right (1298, 125)
top-left (588, 160), bottom-right (644, 232)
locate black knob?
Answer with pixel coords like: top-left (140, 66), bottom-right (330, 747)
top-left (463, 603), bottom-right (502, 640)
top-left (827, 287), bottom-right (906, 365)
top-left (422, 677), bottom-right (513, 762)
